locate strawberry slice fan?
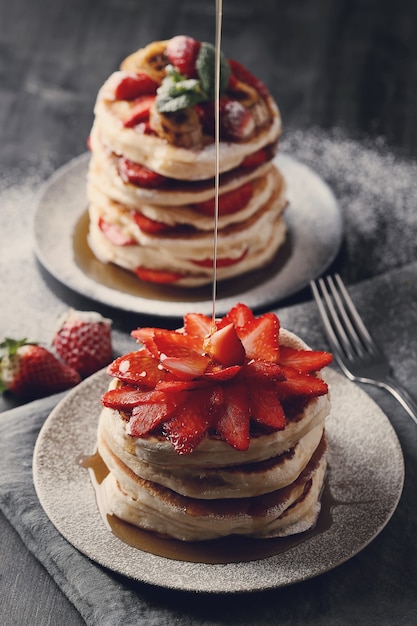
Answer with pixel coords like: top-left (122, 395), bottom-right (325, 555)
top-left (106, 303), bottom-right (332, 454)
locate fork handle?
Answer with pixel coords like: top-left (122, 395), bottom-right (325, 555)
top-left (380, 376), bottom-right (417, 426)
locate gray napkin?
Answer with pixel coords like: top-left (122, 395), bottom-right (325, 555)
top-left (1, 265), bottom-right (417, 625)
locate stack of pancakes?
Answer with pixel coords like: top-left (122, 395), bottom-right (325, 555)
top-left (87, 37), bottom-right (287, 287)
top-left (96, 329), bottom-right (330, 541)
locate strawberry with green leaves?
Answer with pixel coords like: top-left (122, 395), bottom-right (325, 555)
top-left (102, 303), bottom-right (332, 455)
top-left (0, 338), bottom-right (80, 399)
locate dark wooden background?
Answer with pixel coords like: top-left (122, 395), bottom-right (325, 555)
top-left (1, 0), bottom-right (417, 623)
top-left (2, 0), bottom-right (417, 184)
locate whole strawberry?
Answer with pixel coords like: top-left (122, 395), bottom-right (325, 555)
top-left (0, 338), bottom-right (81, 399)
top-left (53, 309), bottom-right (113, 378)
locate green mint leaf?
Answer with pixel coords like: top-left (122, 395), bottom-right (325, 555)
top-left (196, 42), bottom-right (231, 101)
top-left (157, 90), bottom-right (205, 113)
top-left (156, 65), bottom-right (207, 113)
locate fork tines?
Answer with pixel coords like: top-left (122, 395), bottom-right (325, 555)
top-left (310, 274), bottom-right (384, 363)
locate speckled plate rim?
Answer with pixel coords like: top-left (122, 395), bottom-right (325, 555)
top-left (33, 368), bottom-right (404, 594)
top-left (32, 152), bottom-right (343, 317)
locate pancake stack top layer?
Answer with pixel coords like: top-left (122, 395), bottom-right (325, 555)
top-left (87, 36), bottom-right (287, 287)
top-left (96, 303), bottom-right (333, 541)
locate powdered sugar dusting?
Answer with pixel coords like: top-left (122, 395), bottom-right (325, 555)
top-left (282, 128), bottom-right (417, 282)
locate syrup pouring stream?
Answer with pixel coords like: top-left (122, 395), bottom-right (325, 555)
top-left (211, 0), bottom-right (223, 327)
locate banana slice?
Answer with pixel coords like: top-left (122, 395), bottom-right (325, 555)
top-left (149, 103), bottom-right (203, 148)
top-left (121, 40), bottom-right (168, 82)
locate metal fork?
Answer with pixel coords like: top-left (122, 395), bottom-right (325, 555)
top-left (311, 273), bottom-right (417, 425)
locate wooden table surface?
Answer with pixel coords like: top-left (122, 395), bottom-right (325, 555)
top-left (1, 0), bottom-right (417, 623)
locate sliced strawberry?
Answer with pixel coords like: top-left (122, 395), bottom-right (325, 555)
top-left (205, 323), bottom-right (245, 367)
top-left (241, 148), bottom-right (268, 169)
top-left (153, 329), bottom-right (209, 380)
top-left (119, 158), bottom-right (168, 189)
top-left (276, 369), bottom-right (329, 400)
top-left (248, 382), bottom-right (286, 430)
top-left (238, 312), bottom-right (280, 362)
top-left (123, 95), bottom-right (155, 128)
top-left (155, 379), bottom-right (209, 392)
top-left (98, 217), bottom-right (136, 246)
top-left (216, 381), bottom-right (250, 451)
top-left (183, 312), bottom-right (213, 342)
top-left (228, 59), bottom-right (270, 99)
top-left (129, 390), bottom-right (186, 437)
top-left (242, 359), bottom-right (285, 381)
top-left (162, 392), bottom-right (209, 454)
top-left (192, 183), bottom-right (253, 217)
top-left (161, 354), bottom-right (210, 380)
top-left (130, 327), bottom-right (159, 357)
top-left (219, 302), bottom-right (254, 329)
top-left (102, 385), bottom-right (160, 410)
top-left (114, 73), bottom-right (158, 100)
top-left (153, 329), bottom-right (203, 356)
top-left (165, 35), bottom-right (201, 78)
top-left (190, 248), bottom-right (248, 268)
top-left (134, 266), bottom-right (185, 284)
top-left (220, 98), bottom-right (255, 140)
top-left (204, 364), bottom-right (242, 381)
top-left (132, 211), bottom-right (173, 234)
top-left (107, 350), bottom-right (161, 388)
top-left (278, 346), bottom-right (333, 373)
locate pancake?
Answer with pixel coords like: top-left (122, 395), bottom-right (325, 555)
top-left (94, 307), bottom-right (333, 542)
top-left (86, 36), bottom-right (288, 287)
top-left (96, 434), bottom-right (327, 541)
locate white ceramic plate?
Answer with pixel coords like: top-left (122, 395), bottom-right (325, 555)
top-left (33, 153), bottom-right (343, 317)
top-left (33, 368), bottom-right (404, 593)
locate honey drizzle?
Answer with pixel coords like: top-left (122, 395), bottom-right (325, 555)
top-left (211, 0), bottom-right (223, 326)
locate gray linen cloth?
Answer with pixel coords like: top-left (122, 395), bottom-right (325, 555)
top-left (1, 264), bottom-right (417, 625)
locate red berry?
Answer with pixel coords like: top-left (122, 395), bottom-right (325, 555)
top-left (153, 329), bottom-right (210, 380)
top-left (114, 72), bottom-right (158, 100)
top-left (228, 59), bottom-right (270, 99)
top-left (53, 310), bottom-right (113, 378)
top-left (205, 323), bottom-right (246, 367)
top-left (248, 381), bottom-right (286, 430)
top-left (123, 95), bottom-right (155, 128)
top-left (98, 217), bottom-right (136, 246)
top-left (216, 381), bottom-right (250, 451)
top-left (119, 158), bottom-right (167, 189)
top-left (241, 148), bottom-right (268, 169)
top-left (276, 369), bottom-right (329, 400)
top-left (183, 312), bottom-right (213, 342)
top-left (192, 182), bottom-right (254, 217)
top-left (132, 211), bottom-right (173, 234)
top-left (134, 266), bottom-right (185, 284)
top-left (107, 350), bottom-right (161, 388)
top-left (219, 302), bottom-right (255, 329)
top-left (220, 98), bottom-right (255, 140)
top-left (165, 35), bottom-right (201, 78)
top-left (236, 312), bottom-right (280, 363)
top-left (0, 338), bottom-right (80, 398)
top-left (278, 346), bottom-right (333, 373)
